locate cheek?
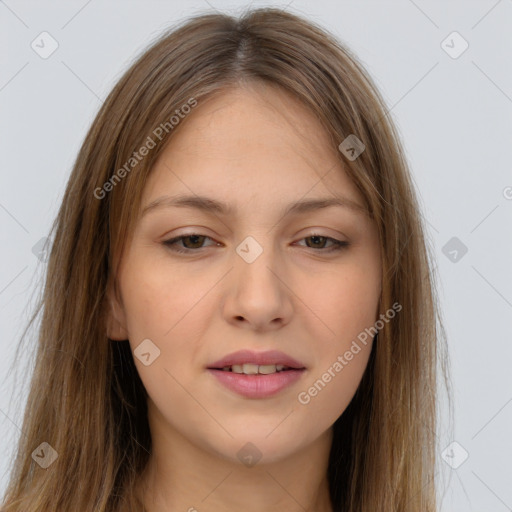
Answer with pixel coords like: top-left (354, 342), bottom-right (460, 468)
top-left (119, 253), bottom-right (218, 401)
top-left (296, 342), bottom-right (372, 427)
top-left (308, 257), bottom-right (381, 342)
top-left (294, 258), bottom-right (378, 416)
top-left (118, 257), bottom-right (211, 402)
top-left (120, 253), bottom-right (212, 340)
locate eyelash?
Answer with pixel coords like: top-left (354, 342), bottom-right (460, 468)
top-left (162, 233), bottom-right (349, 254)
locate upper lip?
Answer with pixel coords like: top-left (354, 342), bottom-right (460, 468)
top-left (208, 350), bottom-right (306, 369)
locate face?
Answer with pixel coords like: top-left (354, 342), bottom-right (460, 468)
top-left (107, 82), bottom-right (382, 466)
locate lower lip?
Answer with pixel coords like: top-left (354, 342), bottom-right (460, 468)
top-left (207, 369), bottom-right (306, 398)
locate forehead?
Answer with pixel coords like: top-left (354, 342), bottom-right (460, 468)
top-left (160, 83), bottom-right (335, 163)
top-left (141, 83), bottom-right (364, 215)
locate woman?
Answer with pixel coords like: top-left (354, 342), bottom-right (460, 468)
top-left (1, 7), bottom-right (447, 511)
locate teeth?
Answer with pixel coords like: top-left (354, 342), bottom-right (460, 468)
top-left (258, 364), bottom-right (278, 374)
top-left (222, 363), bottom-right (291, 374)
top-left (242, 363), bottom-right (259, 374)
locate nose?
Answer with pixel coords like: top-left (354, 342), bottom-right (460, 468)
top-left (222, 239), bottom-right (294, 332)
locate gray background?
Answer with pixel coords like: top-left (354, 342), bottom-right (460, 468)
top-left (1, 0), bottom-right (511, 510)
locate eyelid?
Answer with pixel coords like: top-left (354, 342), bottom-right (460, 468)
top-left (162, 231), bottom-right (350, 254)
top-left (162, 233), bottom-right (219, 253)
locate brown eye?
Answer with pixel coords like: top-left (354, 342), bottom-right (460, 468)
top-left (181, 235), bottom-right (207, 249)
top-left (163, 234), bottom-right (218, 253)
top-left (297, 235), bottom-right (349, 252)
top-left (305, 235), bottom-right (328, 248)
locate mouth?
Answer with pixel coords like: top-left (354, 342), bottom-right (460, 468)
top-left (207, 349), bottom-right (306, 372)
top-left (206, 350), bottom-right (307, 398)
top-left (210, 363), bottom-right (300, 375)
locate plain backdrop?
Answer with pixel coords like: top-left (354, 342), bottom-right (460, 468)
top-left (1, 1), bottom-right (511, 510)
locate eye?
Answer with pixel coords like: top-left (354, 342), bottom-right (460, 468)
top-left (295, 234), bottom-right (349, 253)
top-left (162, 233), bottom-right (349, 254)
top-left (162, 234), bottom-right (219, 254)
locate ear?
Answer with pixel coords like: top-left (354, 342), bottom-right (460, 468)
top-left (105, 281), bottom-right (129, 341)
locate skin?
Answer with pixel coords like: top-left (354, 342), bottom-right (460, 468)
top-left (107, 81), bottom-right (382, 512)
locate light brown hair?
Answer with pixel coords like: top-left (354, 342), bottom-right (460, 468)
top-left (1, 7), bottom-right (448, 511)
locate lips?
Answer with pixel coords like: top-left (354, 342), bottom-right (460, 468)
top-left (207, 349), bottom-right (306, 370)
top-left (207, 349), bottom-right (307, 398)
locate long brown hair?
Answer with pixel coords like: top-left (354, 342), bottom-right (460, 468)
top-left (1, 7), bottom-right (448, 511)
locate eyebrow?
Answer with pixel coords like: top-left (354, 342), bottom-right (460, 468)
top-left (140, 194), bottom-right (368, 219)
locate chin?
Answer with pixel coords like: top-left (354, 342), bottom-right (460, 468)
top-left (204, 425), bottom-right (311, 467)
